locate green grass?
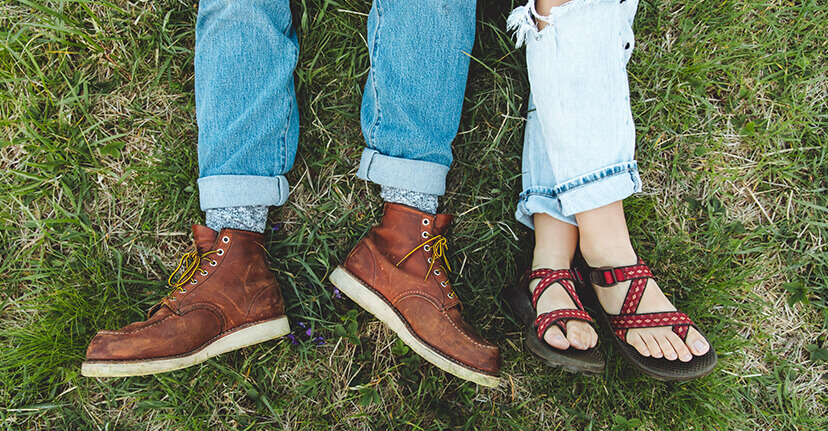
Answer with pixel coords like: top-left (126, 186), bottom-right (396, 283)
top-left (1, 0), bottom-right (826, 429)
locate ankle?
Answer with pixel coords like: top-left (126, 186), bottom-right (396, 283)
top-left (532, 249), bottom-right (573, 271)
top-left (579, 241), bottom-right (637, 268)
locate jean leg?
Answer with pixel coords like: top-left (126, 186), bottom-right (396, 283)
top-left (511, 0), bottom-right (642, 226)
top-left (195, 0), bottom-right (299, 210)
top-left (356, 0), bottom-right (476, 196)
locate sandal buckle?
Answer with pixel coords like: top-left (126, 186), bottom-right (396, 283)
top-left (590, 267), bottom-right (618, 287)
top-left (570, 269), bottom-right (583, 284)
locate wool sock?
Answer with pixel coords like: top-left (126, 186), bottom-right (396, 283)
top-left (380, 186), bottom-right (438, 214)
top-left (205, 205), bottom-right (268, 233)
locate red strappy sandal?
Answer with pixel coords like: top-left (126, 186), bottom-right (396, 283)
top-left (583, 258), bottom-right (717, 381)
top-left (503, 268), bottom-right (604, 374)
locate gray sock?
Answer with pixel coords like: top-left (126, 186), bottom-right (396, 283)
top-left (205, 205), bottom-right (268, 233)
top-left (380, 186), bottom-right (438, 214)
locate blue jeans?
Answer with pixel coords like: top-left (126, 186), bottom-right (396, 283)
top-left (195, 0), bottom-right (476, 210)
top-left (508, 0), bottom-right (642, 228)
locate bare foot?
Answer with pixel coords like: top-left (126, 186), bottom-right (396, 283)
top-left (529, 265), bottom-right (598, 351)
top-left (531, 213), bottom-right (597, 351)
top-left (577, 201), bottom-right (710, 361)
top-left (582, 247), bottom-right (710, 361)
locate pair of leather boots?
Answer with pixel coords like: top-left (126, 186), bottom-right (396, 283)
top-left (82, 203), bottom-right (501, 387)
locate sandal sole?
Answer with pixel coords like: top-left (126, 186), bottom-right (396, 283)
top-left (503, 286), bottom-right (605, 375)
top-left (330, 266), bottom-right (500, 388)
top-left (81, 316), bottom-right (290, 377)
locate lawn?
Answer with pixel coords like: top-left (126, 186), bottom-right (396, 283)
top-left (1, 0), bottom-right (826, 429)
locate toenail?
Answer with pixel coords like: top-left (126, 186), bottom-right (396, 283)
top-left (694, 340), bottom-right (707, 351)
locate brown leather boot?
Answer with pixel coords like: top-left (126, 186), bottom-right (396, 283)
top-left (82, 226), bottom-right (289, 377)
top-left (330, 203), bottom-right (501, 387)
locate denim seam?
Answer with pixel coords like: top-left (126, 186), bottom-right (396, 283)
top-left (366, 0), bottom-right (383, 149)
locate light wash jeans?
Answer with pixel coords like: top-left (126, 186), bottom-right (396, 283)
top-left (508, 0), bottom-right (642, 228)
top-left (194, 0), bottom-right (476, 210)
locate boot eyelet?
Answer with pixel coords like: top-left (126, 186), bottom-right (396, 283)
top-left (210, 260), bottom-right (217, 266)
top-left (190, 279), bottom-right (197, 284)
top-left (447, 291), bottom-right (455, 299)
top-left (421, 231), bottom-right (429, 238)
top-left (200, 270), bottom-right (208, 276)
top-left (423, 245), bottom-right (431, 252)
top-left (222, 236), bottom-right (230, 243)
top-left (427, 257), bottom-right (433, 264)
top-left (440, 281), bottom-right (447, 287)
top-left (180, 289), bottom-right (187, 293)
top-left (170, 297), bottom-right (176, 301)
top-left (422, 219), bottom-right (430, 226)
top-left (216, 249), bottom-right (225, 256)
top-left (433, 269), bottom-right (441, 276)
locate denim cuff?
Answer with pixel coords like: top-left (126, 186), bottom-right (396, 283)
top-left (557, 161), bottom-right (641, 215)
top-left (516, 161), bottom-right (641, 229)
top-left (356, 148), bottom-right (449, 196)
top-left (515, 193), bottom-right (578, 230)
top-left (197, 174), bottom-right (290, 210)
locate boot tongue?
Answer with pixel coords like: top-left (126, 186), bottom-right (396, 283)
top-left (192, 225), bottom-right (218, 254)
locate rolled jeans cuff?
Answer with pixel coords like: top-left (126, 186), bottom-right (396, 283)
top-left (558, 162), bottom-right (641, 215)
top-left (356, 148), bottom-right (449, 196)
top-left (515, 161), bottom-right (641, 229)
top-left (197, 174), bottom-right (290, 210)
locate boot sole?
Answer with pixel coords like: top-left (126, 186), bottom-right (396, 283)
top-left (330, 266), bottom-right (500, 388)
top-left (81, 315), bottom-right (290, 378)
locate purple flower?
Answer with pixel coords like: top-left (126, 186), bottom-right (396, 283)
top-left (297, 322), bottom-right (307, 329)
top-left (332, 288), bottom-right (341, 299)
top-left (313, 336), bottom-right (326, 346)
top-left (271, 223), bottom-right (282, 232)
top-left (287, 334), bottom-right (298, 345)
top-left (305, 327), bottom-right (313, 337)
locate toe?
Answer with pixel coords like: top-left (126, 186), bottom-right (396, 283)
top-left (643, 333), bottom-right (663, 358)
top-left (667, 332), bottom-right (693, 362)
top-left (627, 332), bottom-right (650, 357)
top-left (565, 323), bottom-right (587, 350)
top-left (685, 328), bottom-right (710, 356)
top-left (567, 321), bottom-right (595, 350)
top-left (589, 325), bottom-right (598, 348)
top-left (656, 333), bottom-right (678, 361)
top-left (543, 326), bottom-right (571, 350)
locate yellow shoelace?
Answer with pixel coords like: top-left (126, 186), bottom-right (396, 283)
top-left (165, 250), bottom-right (219, 298)
top-left (396, 233), bottom-right (452, 281)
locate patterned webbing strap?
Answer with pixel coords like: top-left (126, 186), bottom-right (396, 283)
top-left (591, 258), bottom-right (696, 341)
top-left (527, 269), bottom-right (593, 339)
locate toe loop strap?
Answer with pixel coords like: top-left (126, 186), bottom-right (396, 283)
top-left (535, 309), bottom-right (593, 338)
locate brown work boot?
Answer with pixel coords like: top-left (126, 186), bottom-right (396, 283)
top-left (82, 226), bottom-right (289, 377)
top-left (330, 203), bottom-right (501, 387)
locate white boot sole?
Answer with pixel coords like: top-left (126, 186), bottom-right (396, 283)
top-left (330, 266), bottom-right (500, 388)
top-left (81, 316), bottom-right (290, 377)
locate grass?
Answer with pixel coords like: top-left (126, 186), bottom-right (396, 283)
top-left (1, 0), bottom-right (826, 429)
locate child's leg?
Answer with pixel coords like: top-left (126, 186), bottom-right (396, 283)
top-left (531, 213), bottom-right (597, 350)
top-left (576, 202), bottom-right (711, 361)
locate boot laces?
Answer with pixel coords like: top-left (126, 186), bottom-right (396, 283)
top-left (396, 233), bottom-right (452, 281)
top-left (165, 250), bottom-right (219, 298)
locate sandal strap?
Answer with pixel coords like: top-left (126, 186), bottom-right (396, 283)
top-left (535, 309), bottom-right (593, 338)
top-left (608, 311), bottom-right (696, 341)
top-left (527, 268), bottom-right (584, 310)
top-left (588, 258), bottom-right (653, 288)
